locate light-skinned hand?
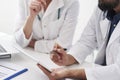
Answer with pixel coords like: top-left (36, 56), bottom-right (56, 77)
top-left (29, 0), bottom-right (46, 17)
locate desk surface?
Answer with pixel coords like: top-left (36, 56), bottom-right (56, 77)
top-left (1, 47), bottom-right (99, 80)
top-left (1, 48), bottom-right (49, 80)
top-left (0, 32), bottom-right (99, 80)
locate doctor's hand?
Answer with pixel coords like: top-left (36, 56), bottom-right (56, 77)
top-left (28, 39), bottom-right (36, 48)
top-left (50, 43), bottom-right (77, 66)
top-left (37, 63), bottom-right (68, 80)
top-left (29, 0), bottom-right (46, 17)
top-left (37, 63), bottom-right (87, 80)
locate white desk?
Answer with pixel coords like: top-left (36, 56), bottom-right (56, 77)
top-left (1, 48), bottom-right (100, 80)
top-left (0, 32), bottom-right (100, 80)
top-left (1, 48), bottom-right (50, 80)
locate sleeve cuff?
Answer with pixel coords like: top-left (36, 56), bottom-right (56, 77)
top-left (15, 28), bottom-right (32, 47)
top-left (67, 48), bottom-right (85, 64)
top-left (85, 68), bottom-right (96, 80)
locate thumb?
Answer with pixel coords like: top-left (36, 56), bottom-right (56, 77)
top-left (57, 48), bottom-right (67, 56)
top-left (37, 0), bottom-right (46, 6)
top-left (53, 43), bottom-right (58, 50)
top-left (54, 43), bottom-right (63, 49)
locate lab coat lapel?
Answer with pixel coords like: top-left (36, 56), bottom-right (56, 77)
top-left (42, 0), bottom-right (64, 20)
top-left (100, 18), bottom-right (111, 40)
top-left (95, 40), bottom-right (107, 64)
top-left (107, 21), bottom-right (120, 47)
top-left (95, 18), bottom-right (110, 64)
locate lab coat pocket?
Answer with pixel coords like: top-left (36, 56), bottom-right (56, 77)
top-left (47, 18), bottom-right (64, 39)
top-left (109, 38), bottom-right (120, 62)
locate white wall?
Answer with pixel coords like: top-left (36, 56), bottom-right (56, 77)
top-left (0, 0), bottom-right (98, 39)
top-left (0, 0), bottom-right (18, 34)
top-left (73, 0), bottom-right (98, 44)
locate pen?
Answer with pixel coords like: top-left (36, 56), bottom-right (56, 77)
top-left (63, 48), bottom-right (67, 51)
top-left (37, 15), bottom-right (41, 21)
top-left (51, 48), bottom-right (67, 60)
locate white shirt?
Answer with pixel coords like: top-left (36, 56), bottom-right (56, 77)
top-left (14, 0), bottom-right (79, 53)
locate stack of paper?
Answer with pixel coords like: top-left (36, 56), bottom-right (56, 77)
top-left (14, 44), bottom-right (60, 72)
top-left (0, 61), bottom-right (28, 80)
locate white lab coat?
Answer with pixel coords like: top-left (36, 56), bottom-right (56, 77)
top-left (68, 7), bottom-right (120, 80)
top-left (14, 0), bottom-right (79, 53)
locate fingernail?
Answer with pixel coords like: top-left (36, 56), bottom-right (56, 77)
top-left (51, 73), bottom-right (55, 76)
top-left (57, 49), bottom-right (60, 52)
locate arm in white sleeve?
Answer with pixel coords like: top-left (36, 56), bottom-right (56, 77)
top-left (34, 1), bottom-right (80, 53)
top-left (68, 8), bottom-right (100, 64)
top-left (14, 0), bottom-right (32, 47)
top-left (85, 53), bottom-right (120, 80)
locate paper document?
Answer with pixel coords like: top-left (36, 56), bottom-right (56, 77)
top-left (0, 61), bottom-right (28, 80)
top-left (14, 44), bottom-right (60, 72)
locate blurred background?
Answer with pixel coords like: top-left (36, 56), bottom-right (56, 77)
top-left (0, 0), bottom-right (98, 43)
top-left (0, 0), bottom-right (98, 62)
top-left (0, 0), bottom-right (18, 34)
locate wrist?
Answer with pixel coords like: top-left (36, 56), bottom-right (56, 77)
top-left (67, 54), bottom-right (78, 66)
top-left (28, 15), bottom-right (35, 21)
top-left (67, 69), bottom-right (87, 80)
top-left (28, 39), bottom-right (36, 48)
top-left (64, 68), bottom-right (71, 78)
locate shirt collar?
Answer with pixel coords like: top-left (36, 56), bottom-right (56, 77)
top-left (106, 10), bottom-right (120, 22)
